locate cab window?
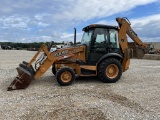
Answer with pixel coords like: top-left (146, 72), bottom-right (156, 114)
top-left (81, 30), bottom-right (93, 46)
top-left (92, 28), bottom-right (108, 48)
top-left (109, 29), bottom-right (119, 48)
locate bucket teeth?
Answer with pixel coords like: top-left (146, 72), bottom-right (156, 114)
top-left (7, 62), bottom-right (34, 91)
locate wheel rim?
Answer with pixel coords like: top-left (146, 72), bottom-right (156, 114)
top-left (106, 64), bottom-right (119, 79)
top-left (61, 71), bottom-right (72, 83)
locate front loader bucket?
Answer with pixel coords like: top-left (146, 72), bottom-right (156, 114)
top-left (8, 62), bottom-right (35, 91)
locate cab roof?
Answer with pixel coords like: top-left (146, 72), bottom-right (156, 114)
top-left (82, 24), bottom-right (118, 31)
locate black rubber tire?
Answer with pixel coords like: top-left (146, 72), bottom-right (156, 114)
top-left (56, 67), bottom-right (75, 86)
top-left (98, 58), bottom-right (122, 83)
top-left (52, 65), bottom-right (56, 75)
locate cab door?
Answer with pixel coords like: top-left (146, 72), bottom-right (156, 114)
top-left (89, 28), bottom-right (109, 65)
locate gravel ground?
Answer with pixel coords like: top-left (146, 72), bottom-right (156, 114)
top-left (0, 50), bottom-right (160, 120)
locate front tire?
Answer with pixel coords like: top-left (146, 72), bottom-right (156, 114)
top-left (56, 67), bottom-right (75, 86)
top-left (98, 58), bottom-right (122, 83)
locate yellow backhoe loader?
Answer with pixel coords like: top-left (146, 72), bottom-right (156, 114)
top-left (8, 17), bottom-right (150, 91)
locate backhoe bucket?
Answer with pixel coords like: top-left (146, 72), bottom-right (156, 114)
top-left (136, 48), bottom-right (145, 59)
top-left (8, 62), bottom-right (35, 91)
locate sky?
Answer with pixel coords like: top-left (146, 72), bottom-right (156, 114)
top-left (0, 0), bottom-right (160, 43)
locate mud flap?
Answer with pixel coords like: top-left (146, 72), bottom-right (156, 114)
top-left (7, 61), bottom-right (35, 91)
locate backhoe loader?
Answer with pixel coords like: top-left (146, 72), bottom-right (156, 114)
top-left (8, 17), bottom-right (149, 91)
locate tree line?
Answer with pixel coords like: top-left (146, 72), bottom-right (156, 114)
top-left (0, 42), bottom-right (73, 49)
top-left (0, 42), bottom-right (49, 49)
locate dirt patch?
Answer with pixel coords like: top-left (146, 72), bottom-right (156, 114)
top-left (20, 106), bottom-right (106, 120)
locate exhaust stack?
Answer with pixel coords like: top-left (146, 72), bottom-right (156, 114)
top-left (74, 28), bottom-right (76, 46)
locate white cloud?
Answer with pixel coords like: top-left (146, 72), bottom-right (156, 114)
top-left (95, 20), bottom-right (116, 26)
top-left (34, 14), bottom-right (51, 21)
top-left (52, 0), bottom-right (158, 23)
top-left (130, 14), bottom-right (160, 41)
top-left (61, 33), bottom-right (74, 39)
top-left (0, 16), bottom-right (30, 28)
top-left (19, 36), bottom-right (53, 43)
top-left (0, 0), bottom-right (159, 42)
top-left (37, 22), bottom-right (49, 27)
top-left (131, 14), bottom-right (160, 26)
top-left (41, 36), bottom-right (53, 42)
top-left (0, 15), bottom-right (50, 29)
top-left (59, 32), bottom-right (83, 42)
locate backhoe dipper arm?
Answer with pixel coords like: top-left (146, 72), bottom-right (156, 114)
top-left (116, 17), bottom-right (148, 49)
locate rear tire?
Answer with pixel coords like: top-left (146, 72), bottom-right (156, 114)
top-left (56, 67), bottom-right (75, 86)
top-left (98, 58), bottom-right (122, 83)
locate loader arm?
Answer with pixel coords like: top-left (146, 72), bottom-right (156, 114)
top-left (33, 45), bottom-right (84, 79)
top-left (116, 17), bottom-right (147, 71)
top-left (8, 44), bottom-right (85, 91)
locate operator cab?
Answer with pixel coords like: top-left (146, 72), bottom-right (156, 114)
top-left (81, 24), bottom-right (120, 65)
